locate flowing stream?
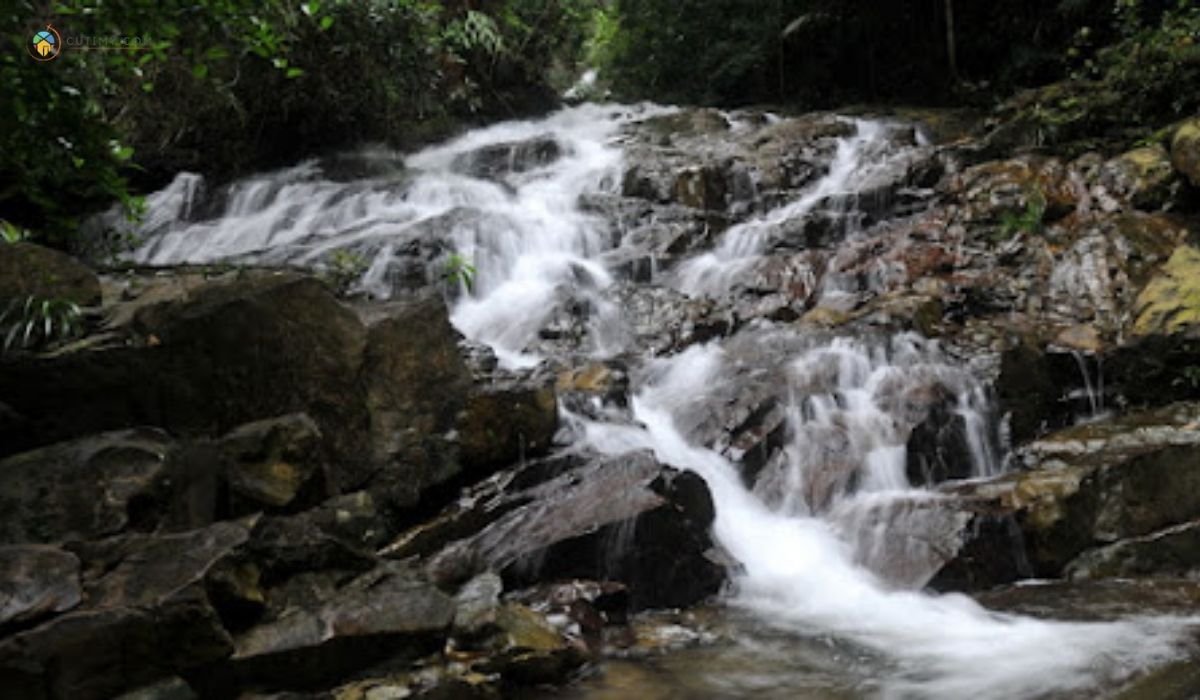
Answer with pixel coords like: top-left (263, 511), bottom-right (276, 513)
top-left (119, 104), bottom-right (1198, 698)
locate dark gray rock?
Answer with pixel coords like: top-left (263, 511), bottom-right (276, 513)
top-left (424, 451), bottom-right (724, 610)
top-left (0, 545), bottom-right (82, 630)
top-left (0, 428), bottom-right (173, 544)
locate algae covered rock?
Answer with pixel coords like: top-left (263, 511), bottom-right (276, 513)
top-left (1132, 245), bottom-right (1200, 337)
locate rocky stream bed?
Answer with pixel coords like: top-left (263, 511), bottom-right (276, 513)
top-left (2, 102), bottom-right (1200, 699)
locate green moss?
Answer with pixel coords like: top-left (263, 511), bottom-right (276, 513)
top-left (1133, 245), bottom-right (1200, 336)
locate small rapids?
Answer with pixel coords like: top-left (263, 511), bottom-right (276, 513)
top-left (575, 340), bottom-right (1192, 699)
top-left (117, 103), bottom-right (1199, 698)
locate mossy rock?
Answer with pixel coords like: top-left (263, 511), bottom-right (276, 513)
top-left (0, 242), bottom-right (101, 306)
top-left (1132, 245), bottom-right (1200, 337)
top-left (1170, 117), bottom-right (1200, 187)
top-left (1102, 144), bottom-right (1179, 210)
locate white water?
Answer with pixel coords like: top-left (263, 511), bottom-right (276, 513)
top-left (578, 342), bottom-right (1192, 699)
top-left (120, 104), bottom-right (1197, 697)
top-left (673, 119), bottom-right (898, 299)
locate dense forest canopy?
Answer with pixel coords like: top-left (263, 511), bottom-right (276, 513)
top-left (2, 0), bottom-right (1197, 243)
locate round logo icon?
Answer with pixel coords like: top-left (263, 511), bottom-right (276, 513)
top-left (29, 25), bottom-right (62, 62)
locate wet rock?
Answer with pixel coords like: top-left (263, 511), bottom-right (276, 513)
top-left (0, 522), bottom-right (250, 699)
top-left (1170, 116), bottom-right (1200, 187)
top-left (507, 580), bottom-right (631, 648)
top-left (0, 545), bottom-right (82, 630)
top-left (1107, 333), bottom-right (1200, 408)
top-left (452, 137), bottom-right (562, 181)
top-left (672, 165), bottom-right (727, 211)
top-left (606, 284), bottom-right (736, 355)
top-left (0, 242), bottom-right (101, 306)
top-left (905, 394), bottom-right (973, 486)
top-left (1065, 520), bottom-right (1200, 580)
top-left (452, 572), bottom-right (503, 638)
top-left (457, 380), bottom-right (557, 475)
top-left (359, 297), bottom-right (471, 506)
top-left (0, 428), bottom-right (173, 544)
top-left (425, 451), bottom-right (724, 610)
top-left (936, 405), bottom-right (1200, 583)
top-left (473, 603), bottom-right (584, 685)
top-left (556, 362), bottom-right (630, 420)
top-left (832, 495), bottom-right (976, 589)
top-left (218, 414), bottom-right (323, 510)
top-left (994, 341), bottom-right (1080, 443)
top-left (1131, 245), bottom-right (1200, 338)
top-left (196, 564), bottom-right (454, 693)
top-left (718, 397), bottom-right (788, 485)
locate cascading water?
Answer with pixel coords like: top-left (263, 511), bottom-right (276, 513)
top-left (576, 340), bottom-right (1190, 699)
top-left (118, 104), bottom-right (1197, 698)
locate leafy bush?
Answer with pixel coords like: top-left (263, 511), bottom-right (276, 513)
top-left (1, 0), bottom-right (597, 247)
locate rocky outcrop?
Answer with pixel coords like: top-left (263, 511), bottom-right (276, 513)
top-left (402, 450), bottom-right (724, 611)
top-left (0, 272), bottom-right (364, 456)
top-left (934, 403), bottom-right (1200, 589)
top-left (0, 242), bottom-right (102, 306)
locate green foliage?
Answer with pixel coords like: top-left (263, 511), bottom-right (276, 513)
top-left (320, 248), bottom-right (368, 295)
top-left (999, 193), bottom-right (1047, 239)
top-left (2, 0), bottom-right (596, 246)
top-left (442, 252), bottom-right (477, 292)
top-left (0, 295), bottom-right (82, 354)
top-left (1, 221), bottom-right (31, 244)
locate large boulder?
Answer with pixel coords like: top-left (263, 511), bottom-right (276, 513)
top-left (933, 404), bottom-right (1200, 588)
top-left (0, 242), bottom-right (101, 306)
top-left (456, 380), bottom-right (558, 474)
top-left (358, 297), bottom-right (472, 504)
top-left (421, 451), bottom-right (725, 610)
top-left (0, 272), bottom-right (366, 457)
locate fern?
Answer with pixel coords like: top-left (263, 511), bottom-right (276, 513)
top-left (443, 252), bottom-right (477, 292)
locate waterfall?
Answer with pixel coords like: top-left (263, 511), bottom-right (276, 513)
top-left (577, 342), bottom-right (1187, 699)
top-left (117, 103), bottom-right (1196, 698)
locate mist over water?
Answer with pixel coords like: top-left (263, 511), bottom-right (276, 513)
top-left (124, 103), bottom-right (1199, 698)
